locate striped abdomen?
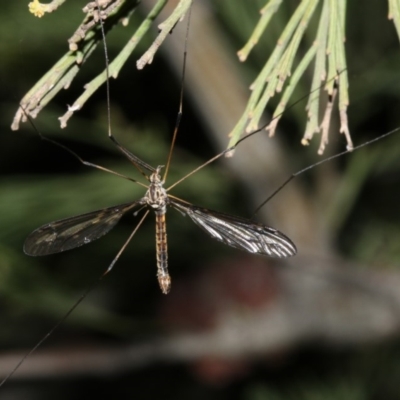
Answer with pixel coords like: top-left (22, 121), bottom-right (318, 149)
top-left (155, 211), bottom-right (170, 294)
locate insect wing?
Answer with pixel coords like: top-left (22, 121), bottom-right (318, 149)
top-left (24, 201), bottom-right (142, 256)
top-left (170, 198), bottom-right (297, 258)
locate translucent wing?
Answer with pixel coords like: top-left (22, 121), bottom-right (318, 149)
top-left (170, 198), bottom-right (296, 258)
top-left (24, 201), bottom-right (143, 256)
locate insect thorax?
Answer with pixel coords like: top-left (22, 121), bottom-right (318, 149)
top-left (144, 167), bottom-right (168, 213)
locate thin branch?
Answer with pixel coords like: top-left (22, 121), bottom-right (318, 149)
top-left (59, 0), bottom-right (168, 127)
top-left (137, 0), bottom-right (193, 69)
top-left (237, 0), bottom-right (283, 62)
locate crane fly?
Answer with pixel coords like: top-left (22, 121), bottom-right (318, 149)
top-left (16, 0), bottom-right (400, 298)
top-left (24, 157), bottom-right (296, 295)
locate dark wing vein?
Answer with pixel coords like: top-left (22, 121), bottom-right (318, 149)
top-left (170, 198), bottom-right (296, 258)
top-left (24, 201), bottom-right (143, 256)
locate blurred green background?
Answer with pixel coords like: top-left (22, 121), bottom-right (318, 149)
top-left (1, 1), bottom-right (400, 399)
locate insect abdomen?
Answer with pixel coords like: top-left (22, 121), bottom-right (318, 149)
top-left (155, 211), bottom-right (170, 294)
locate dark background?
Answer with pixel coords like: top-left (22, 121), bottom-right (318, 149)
top-left (1, 1), bottom-right (400, 399)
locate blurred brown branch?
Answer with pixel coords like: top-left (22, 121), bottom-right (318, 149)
top-left (1, 256), bottom-right (399, 381)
